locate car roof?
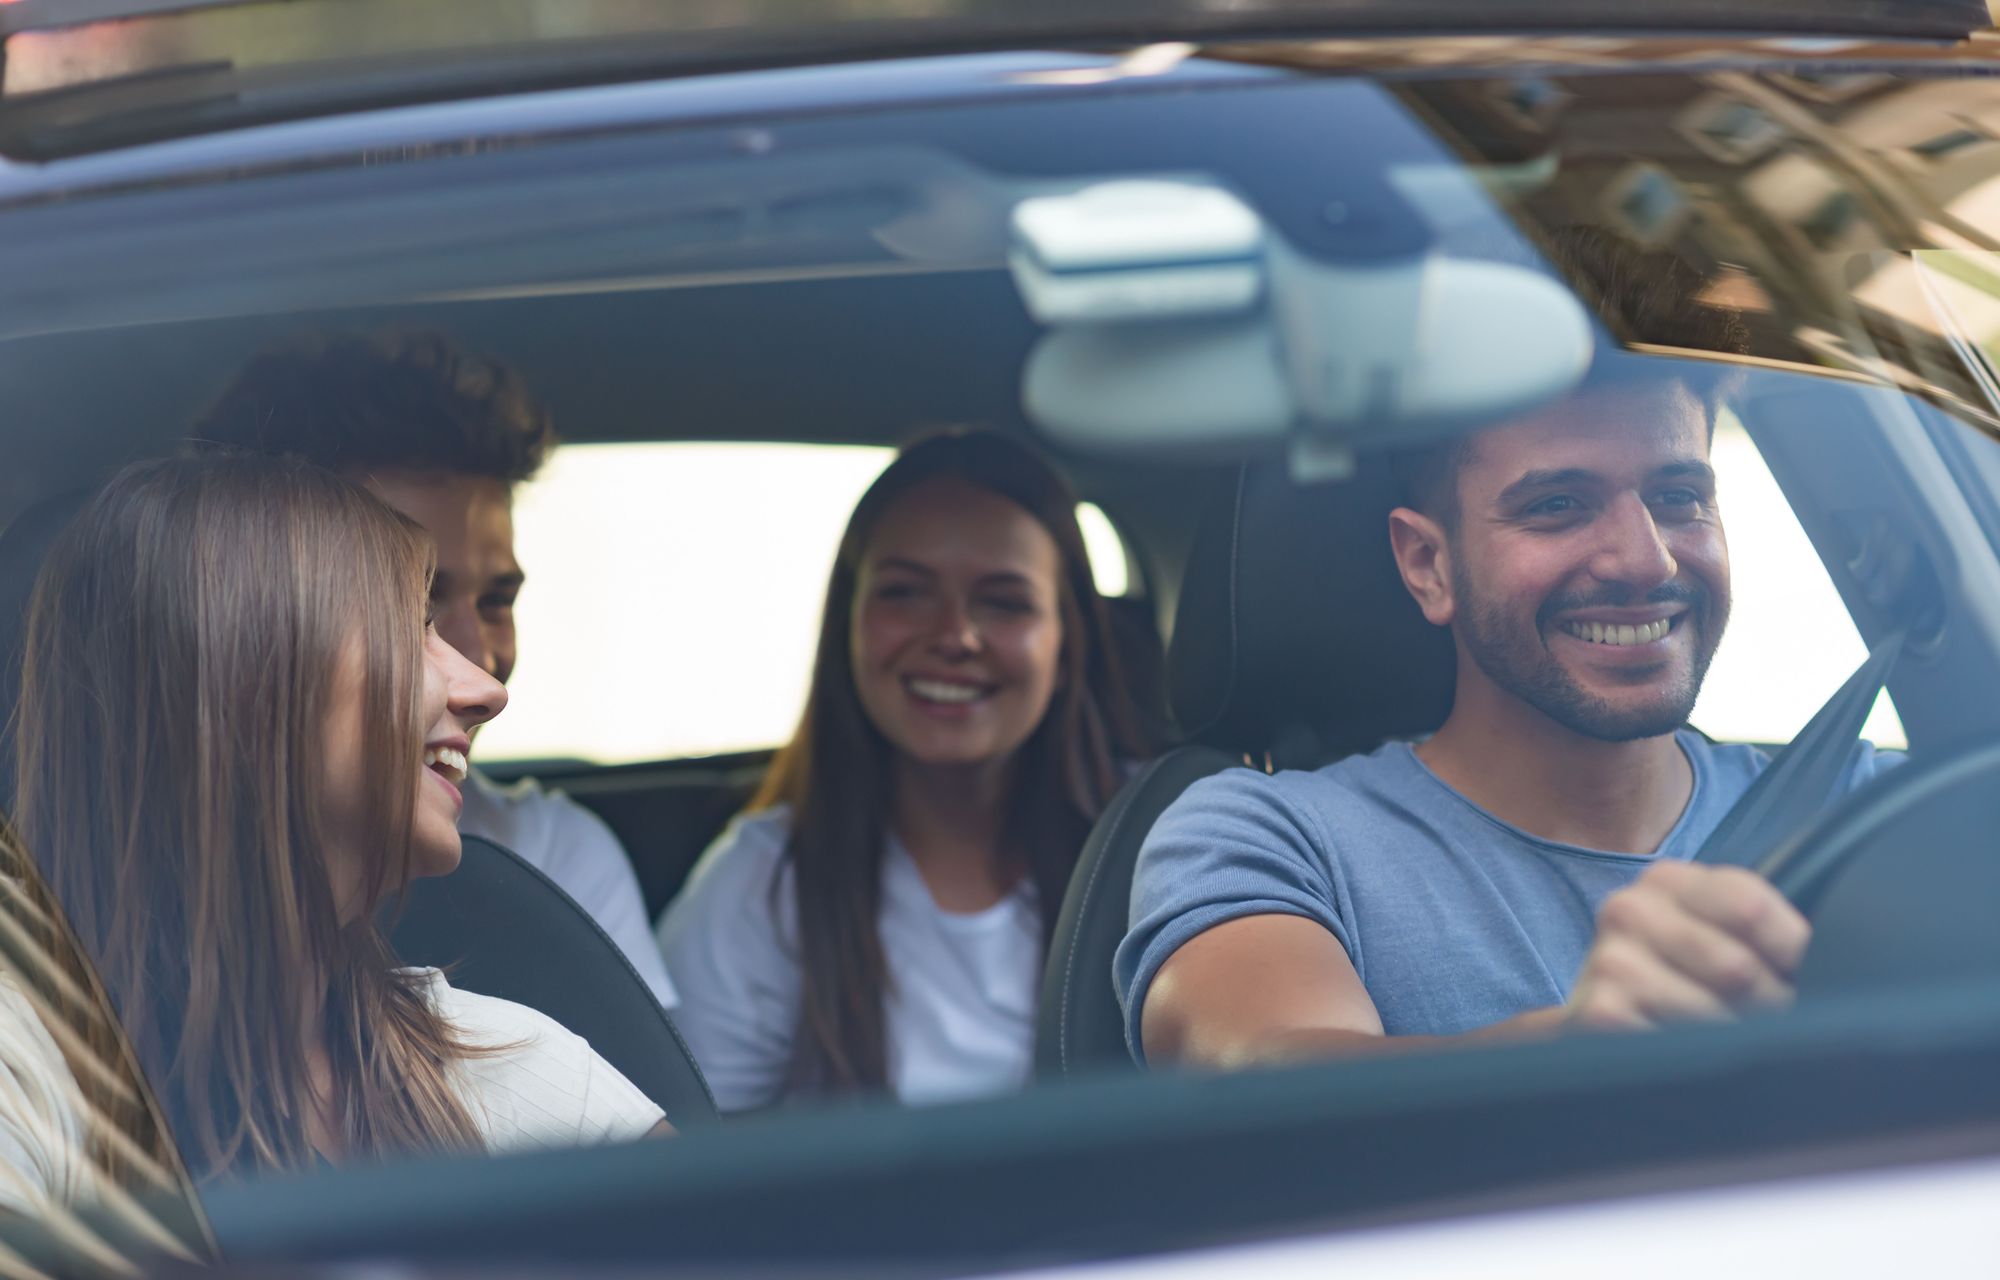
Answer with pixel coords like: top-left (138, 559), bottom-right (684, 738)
top-left (1, 0), bottom-right (1994, 162)
top-left (8, 39), bottom-right (2000, 493)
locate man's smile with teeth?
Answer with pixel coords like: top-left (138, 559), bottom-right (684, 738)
top-left (1560, 617), bottom-right (1676, 647)
top-left (424, 745), bottom-right (469, 783)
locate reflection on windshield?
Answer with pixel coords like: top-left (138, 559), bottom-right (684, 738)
top-left (1376, 66), bottom-right (2000, 435)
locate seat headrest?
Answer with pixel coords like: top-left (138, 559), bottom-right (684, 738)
top-left (1, 491), bottom-right (92, 813)
top-left (1168, 456), bottom-right (1455, 762)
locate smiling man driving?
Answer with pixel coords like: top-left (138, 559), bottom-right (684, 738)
top-left (1118, 231), bottom-right (1898, 1068)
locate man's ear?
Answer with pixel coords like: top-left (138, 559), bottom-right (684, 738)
top-left (1387, 506), bottom-right (1456, 627)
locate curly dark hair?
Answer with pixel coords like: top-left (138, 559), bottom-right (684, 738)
top-left (190, 332), bottom-right (557, 483)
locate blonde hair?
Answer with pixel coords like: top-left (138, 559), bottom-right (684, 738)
top-left (13, 454), bottom-right (486, 1179)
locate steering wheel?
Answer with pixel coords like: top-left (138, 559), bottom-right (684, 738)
top-left (1755, 738), bottom-right (2000, 1000)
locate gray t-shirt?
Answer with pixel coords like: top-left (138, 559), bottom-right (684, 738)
top-left (1117, 730), bottom-right (1897, 1059)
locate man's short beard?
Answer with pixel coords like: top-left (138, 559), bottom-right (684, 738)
top-left (1452, 559), bottom-right (1724, 743)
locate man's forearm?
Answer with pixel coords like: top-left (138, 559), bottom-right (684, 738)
top-left (1185, 1006), bottom-right (1568, 1070)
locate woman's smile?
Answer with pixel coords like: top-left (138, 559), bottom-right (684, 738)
top-left (903, 673), bottom-right (1000, 717)
top-left (421, 741), bottom-right (468, 811)
top-left (852, 478), bottom-right (1065, 769)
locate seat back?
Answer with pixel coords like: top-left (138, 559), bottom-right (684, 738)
top-left (1100, 595), bottom-right (1175, 749)
top-left (1035, 746), bottom-right (1237, 1079)
top-left (504, 757), bottom-right (764, 918)
top-left (389, 835), bottom-right (719, 1129)
top-left (1035, 456), bottom-right (1455, 1079)
top-left (1170, 456), bottom-right (1455, 765)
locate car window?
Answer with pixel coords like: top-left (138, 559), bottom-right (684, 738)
top-left (1689, 412), bottom-right (1907, 748)
top-left (480, 418), bottom-right (1902, 767)
top-left (475, 442), bottom-right (1137, 766)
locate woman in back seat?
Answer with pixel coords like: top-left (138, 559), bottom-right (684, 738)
top-left (11, 453), bottom-right (667, 1186)
top-left (657, 430), bottom-right (1152, 1110)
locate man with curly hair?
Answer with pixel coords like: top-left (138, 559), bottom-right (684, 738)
top-left (194, 333), bottom-right (677, 1008)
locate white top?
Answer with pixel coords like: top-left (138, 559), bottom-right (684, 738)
top-left (0, 969), bottom-right (661, 1216)
top-left (654, 806), bottom-right (1043, 1112)
top-left (417, 968), bottom-right (664, 1151)
top-left (459, 768), bottom-right (679, 1009)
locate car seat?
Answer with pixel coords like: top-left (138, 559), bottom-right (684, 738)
top-left (0, 487), bottom-right (717, 1128)
top-left (1100, 595), bottom-right (1176, 749)
top-left (387, 836), bottom-right (717, 1127)
top-left (1035, 455), bottom-right (1456, 1079)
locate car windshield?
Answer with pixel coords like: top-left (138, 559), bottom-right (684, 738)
top-left (4, 18), bottom-right (2000, 1277)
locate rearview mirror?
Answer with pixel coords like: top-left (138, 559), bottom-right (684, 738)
top-left (1015, 180), bottom-right (1594, 472)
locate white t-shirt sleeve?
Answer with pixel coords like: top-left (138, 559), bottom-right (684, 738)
top-left (423, 972), bottom-right (663, 1152)
top-left (652, 811), bottom-right (802, 1114)
top-left (536, 797), bottom-right (680, 1010)
top-left (460, 771), bottom-right (680, 1009)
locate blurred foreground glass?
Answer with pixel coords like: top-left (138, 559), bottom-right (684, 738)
top-left (0, 823), bottom-right (208, 1277)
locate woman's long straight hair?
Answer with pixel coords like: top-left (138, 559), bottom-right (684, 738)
top-left (754, 429), bottom-right (1153, 1097)
top-left (13, 453), bottom-right (487, 1179)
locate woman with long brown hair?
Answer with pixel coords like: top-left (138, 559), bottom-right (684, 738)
top-left (657, 430), bottom-right (1152, 1110)
top-left (11, 452), bottom-right (665, 1183)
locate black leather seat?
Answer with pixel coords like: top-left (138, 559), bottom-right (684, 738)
top-left (1101, 595), bottom-right (1176, 750)
top-left (388, 836), bottom-right (717, 1128)
top-left (0, 486), bottom-right (716, 1129)
top-left (1035, 455), bottom-right (1456, 1080)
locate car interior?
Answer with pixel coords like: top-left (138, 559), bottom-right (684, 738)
top-left (6, 21), bottom-right (2000, 1274)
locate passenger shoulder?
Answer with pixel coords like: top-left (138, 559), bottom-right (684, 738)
top-left (663, 806), bottom-right (798, 932)
top-left (1680, 731), bottom-right (1771, 789)
top-left (414, 971), bottom-right (662, 1148)
top-left (1153, 759), bottom-right (1335, 849)
top-left (1849, 738), bottom-right (1908, 782)
top-left (463, 766), bottom-right (541, 812)
top-left (1163, 762), bottom-right (1285, 817)
top-left (687, 806), bottom-right (793, 880)
top-left (414, 968), bottom-right (579, 1056)
top-left (464, 768), bottom-right (607, 839)
top-left (1168, 741), bottom-right (1411, 811)
top-left (718, 803), bottom-right (796, 846)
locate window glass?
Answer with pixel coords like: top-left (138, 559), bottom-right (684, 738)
top-left (1689, 413), bottom-right (1907, 748)
top-left (477, 443), bottom-right (1137, 765)
top-left (1076, 502), bottom-right (1133, 598)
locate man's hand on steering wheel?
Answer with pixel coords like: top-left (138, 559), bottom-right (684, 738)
top-left (1566, 862), bottom-right (1812, 1032)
